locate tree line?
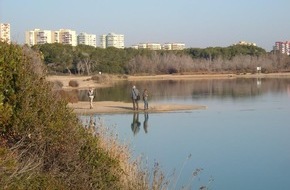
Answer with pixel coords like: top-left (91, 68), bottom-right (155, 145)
top-left (31, 43), bottom-right (290, 75)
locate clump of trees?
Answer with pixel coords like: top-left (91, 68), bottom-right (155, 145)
top-left (32, 43), bottom-right (290, 75)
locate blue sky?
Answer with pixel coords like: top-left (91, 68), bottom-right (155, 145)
top-left (0, 0), bottom-right (289, 51)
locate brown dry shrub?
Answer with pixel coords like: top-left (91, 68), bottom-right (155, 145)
top-left (55, 89), bottom-right (78, 103)
top-left (52, 80), bottom-right (63, 90)
top-left (68, 80), bottom-right (79, 87)
top-left (91, 74), bottom-right (110, 83)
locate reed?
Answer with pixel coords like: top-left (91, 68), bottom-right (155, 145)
top-left (82, 115), bottom-right (212, 190)
top-left (83, 115), bottom-right (170, 189)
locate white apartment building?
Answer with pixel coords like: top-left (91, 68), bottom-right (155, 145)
top-left (25, 29), bottom-right (54, 46)
top-left (58, 29), bottom-right (77, 46)
top-left (99, 35), bottom-right (107, 48)
top-left (147, 43), bottom-right (162, 50)
top-left (25, 29), bottom-right (77, 46)
top-left (25, 30), bottom-right (36, 46)
top-left (234, 41), bottom-right (257, 46)
top-left (78, 32), bottom-right (96, 47)
top-left (274, 41), bottom-right (290, 55)
top-left (136, 43), bottom-right (162, 50)
top-left (163, 43), bottom-right (185, 50)
top-left (37, 30), bottom-right (53, 44)
top-left (100, 33), bottom-right (124, 49)
top-left (134, 42), bottom-right (185, 50)
top-left (163, 43), bottom-right (172, 50)
top-left (137, 43), bottom-right (148, 49)
top-left (0, 23), bottom-right (11, 43)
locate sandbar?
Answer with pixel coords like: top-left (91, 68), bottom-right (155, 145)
top-left (68, 101), bottom-right (206, 115)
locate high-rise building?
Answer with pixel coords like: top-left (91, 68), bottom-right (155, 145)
top-left (274, 41), bottom-right (290, 55)
top-left (137, 43), bottom-right (148, 49)
top-left (134, 42), bottom-right (185, 50)
top-left (58, 29), bottom-right (77, 46)
top-left (77, 32), bottom-right (97, 47)
top-left (146, 43), bottom-right (162, 50)
top-left (163, 43), bottom-right (185, 50)
top-left (0, 23), bottom-right (11, 43)
top-left (25, 28), bottom-right (77, 46)
top-left (99, 35), bottom-right (107, 48)
top-left (25, 29), bottom-right (54, 46)
top-left (100, 33), bottom-right (124, 49)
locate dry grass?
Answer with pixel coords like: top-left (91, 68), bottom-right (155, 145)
top-left (82, 115), bottom-right (170, 190)
top-left (81, 115), bottom-right (213, 190)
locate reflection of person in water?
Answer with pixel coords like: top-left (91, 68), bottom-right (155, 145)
top-left (131, 112), bottom-right (141, 135)
top-left (143, 112), bottom-right (149, 133)
top-left (88, 115), bottom-right (96, 136)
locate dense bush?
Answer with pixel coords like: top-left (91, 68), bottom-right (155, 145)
top-left (0, 42), bottom-right (126, 189)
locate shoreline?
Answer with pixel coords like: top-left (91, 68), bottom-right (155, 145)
top-left (128, 72), bottom-right (290, 80)
top-left (47, 72), bottom-right (290, 89)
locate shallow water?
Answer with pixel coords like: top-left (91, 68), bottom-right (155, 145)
top-left (79, 77), bottom-right (290, 190)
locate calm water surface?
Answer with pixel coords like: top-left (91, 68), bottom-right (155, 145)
top-left (79, 77), bottom-right (290, 190)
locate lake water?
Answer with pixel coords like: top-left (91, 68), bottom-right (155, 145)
top-left (78, 77), bottom-right (290, 190)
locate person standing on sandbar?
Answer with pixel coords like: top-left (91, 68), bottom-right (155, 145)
top-left (88, 88), bottom-right (94, 109)
top-left (131, 85), bottom-right (140, 111)
top-left (142, 88), bottom-right (149, 110)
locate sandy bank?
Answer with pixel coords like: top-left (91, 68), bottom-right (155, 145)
top-left (68, 101), bottom-right (206, 115)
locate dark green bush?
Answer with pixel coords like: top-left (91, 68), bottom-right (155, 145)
top-left (0, 42), bottom-right (124, 189)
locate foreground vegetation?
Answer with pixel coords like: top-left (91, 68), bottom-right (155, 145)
top-left (1, 42), bottom-right (182, 189)
top-left (32, 43), bottom-right (290, 75)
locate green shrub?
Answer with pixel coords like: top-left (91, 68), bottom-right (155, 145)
top-left (0, 42), bottom-right (124, 189)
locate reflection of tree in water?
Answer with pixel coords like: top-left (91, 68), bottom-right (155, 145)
top-left (131, 112), bottom-right (141, 136)
top-left (76, 78), bottom-right (290, 101)
top-left (132, 78), bottom-right (290, 100)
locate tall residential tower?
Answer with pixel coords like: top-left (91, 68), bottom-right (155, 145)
top-left (99, 33), bottom-right (124, 49)
top-left (0, 23), bottom-right (11, 43)
top-left (274, 41), bottom-right (290, 55)
top-left (25, 29), bottom-right (77, 46)
top-left (77, 32), bottom-right (97, 47)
